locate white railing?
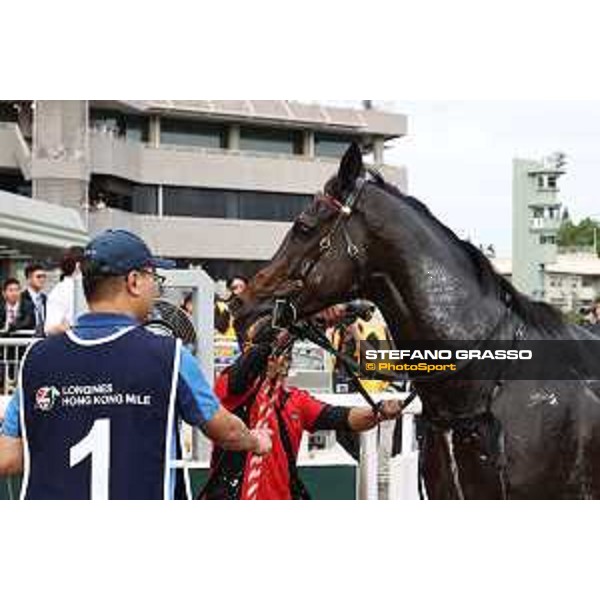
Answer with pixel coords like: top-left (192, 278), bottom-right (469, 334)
top-left (0, 336), bottom-right (36, 424)
top-left (0, 336), bottom-right (35, 394)
top-left (313, 391), bottom-right (421, 500)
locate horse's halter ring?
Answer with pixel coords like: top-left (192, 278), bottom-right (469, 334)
top-left (272, 171), bottom-right (376, 330)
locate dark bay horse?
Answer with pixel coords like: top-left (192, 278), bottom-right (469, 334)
top-left (234, 143), bottom-right (600, 499)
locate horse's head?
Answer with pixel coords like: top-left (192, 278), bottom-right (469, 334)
top-left (233, 143), bottom-right (374, 335)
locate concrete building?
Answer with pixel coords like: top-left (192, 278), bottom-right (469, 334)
top-left (512, 154), bottom-right (566, 300)
top-left (0, 100), bottom-right (407, 280)
top-left (544, 252), bottom-right (600, 312)
top-left (492, 252), bottom-right (600, 313)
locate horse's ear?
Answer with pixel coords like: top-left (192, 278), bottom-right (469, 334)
top-left (338, 142), bottom-right (363, 192)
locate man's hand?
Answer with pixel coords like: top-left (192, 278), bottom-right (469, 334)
top-left (251, 428), bottom-right (273, 456)
top-left (377, 400), bottom-right (403, 422)
top-left (348, 399), bottom-right (403, 433)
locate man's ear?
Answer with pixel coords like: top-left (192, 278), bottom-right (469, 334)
top-left (337, 142), bottom-right (364, 193)
top-left (124, 271), bottom-right (141, 297)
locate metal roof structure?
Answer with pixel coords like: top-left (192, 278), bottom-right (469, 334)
top-left (0, 190), bottom-right (89, 251)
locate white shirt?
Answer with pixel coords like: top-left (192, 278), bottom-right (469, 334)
top-left (27, 287), bottom-right (45, 330)
top-left (44, 276), bottom-right (87, 334)
top-left (4, 301), bottom-right (18, 329)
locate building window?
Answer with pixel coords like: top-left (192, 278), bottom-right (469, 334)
top-left (163, 187), bottom-right (229, 218)
top-left (90, 109), bottom-right (149, 143)
top-left (238, 190), bottom-right (309, 221)
top-left (315, 133), bottom-right (358, 158)
top-left (532, 208), bottom-right (544, 218)
top-left (90, 175), bottom-right (158, 214)
top-left (239, 126), bottom-right (303, 155)
top-left (131, 185), bottom-right (159, 215)
top-left (160, 119), bottom-right (227, 149)
top-left (547, 176), bottom-right (557, 189)
top-left (582, 276), bottom-right (594, 287)
top-left (162, 186), bottom-right (311, 221)
top-left (539, 235), bottom-right (556, 245)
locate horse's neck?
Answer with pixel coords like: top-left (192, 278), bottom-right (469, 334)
top-left (371, 270), bottom-right (503, 344)
top-left (366, 273), bottom-right (412, 346)
top-left (359, 190), bottom-right (504, 341)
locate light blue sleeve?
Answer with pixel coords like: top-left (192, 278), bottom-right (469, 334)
top-left (176, 347), bottom-right (220, 427)
top-left (1, 390), bottom-right (21, 437)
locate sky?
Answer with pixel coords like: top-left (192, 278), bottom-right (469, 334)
top-left (384, 101), bottom-right (600, 257)
top-left (319, 100), bottom-right (600, 258)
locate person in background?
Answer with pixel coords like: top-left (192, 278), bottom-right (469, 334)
top-left (329, 301), bottom-right (378, 393)
top-left (180, 292), bottom-right (193, 317)
top-left (0, 278), bottom-right (22, 391)
top-left (227, 276), bottom-right (248, 298)
top-left (14, 263), bottom-right (47, 335)
top-left (180, 291), bottom-right (232, 336)
top-left (225, 276), bottom-right (250, 349)
top-left (214, 297), bottom-right (233, 336)
top-left (0, 278), bottom-right (21, 331)
top-left (213, 290), bottom-right (240, 376)
top-left (44, 246), bottom-right (86, 336)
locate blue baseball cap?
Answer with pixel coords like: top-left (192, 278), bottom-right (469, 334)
top-left (83, 229), bottom-right (176, 275)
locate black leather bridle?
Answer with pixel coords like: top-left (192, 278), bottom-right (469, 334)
top-left (273, 172), bottom-right (377, 329)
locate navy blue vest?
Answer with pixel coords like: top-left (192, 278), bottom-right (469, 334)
top-left (20, 327), bottom-right (180, 500)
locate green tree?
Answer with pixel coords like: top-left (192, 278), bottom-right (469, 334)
top-left (557, 216), bottom-right (600, 255)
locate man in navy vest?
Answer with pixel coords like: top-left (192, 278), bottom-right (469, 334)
top-left (0, 229), bottom-right (271, 500)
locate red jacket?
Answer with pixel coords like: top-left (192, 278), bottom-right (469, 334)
top-left (212, 369), bottom-right (327, 500)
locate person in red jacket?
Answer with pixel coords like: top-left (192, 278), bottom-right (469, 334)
top-left (201, 321), bottom-right (402, 500)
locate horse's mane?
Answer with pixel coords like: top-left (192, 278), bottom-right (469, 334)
top-left (372, 179), bottom-right (566, 335)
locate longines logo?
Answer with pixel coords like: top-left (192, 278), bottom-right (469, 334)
top-left (35, 386), bottom-right (60, 412)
